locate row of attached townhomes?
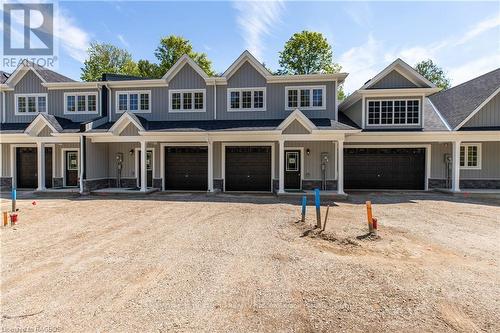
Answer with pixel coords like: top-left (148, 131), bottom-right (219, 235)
top-left (0, 52), bottom-right (499, 196)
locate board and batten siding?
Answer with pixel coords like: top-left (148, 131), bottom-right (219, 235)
top-left (463, 92), bottom-right (500, 128)
top-left (368, 70), bottom-right (419, 89)
top-left (85, 140), bottom-right (109, 180)
top-left (284, 141), bottom-right (337, 180)
top-left (3, 70), bottom-right (100, 123)
top-left (341, 99), bottom-right (362, 128)
top-left (430, 142), bottom-right (500, 179)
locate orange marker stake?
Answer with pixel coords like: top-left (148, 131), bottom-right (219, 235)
top-left (366, 201), bottom-right (374, 233)
top-left (3, 212), bottom-right (8, 227)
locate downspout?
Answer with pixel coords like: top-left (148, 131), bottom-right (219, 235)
top-left (214, 84), bottom-right (217, 120)
top-left (79, 135), bottom-right (86, 194)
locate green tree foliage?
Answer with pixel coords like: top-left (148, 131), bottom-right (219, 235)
top-left (414, 59), bottom-right (451, 89)
top-left (278, 30), bottom-right (345, 99)
top-left (137, 59), bottom-right (163, 79)
top-left (81, 42), bottom-right (139, 81)
top-left (153, 35), bottom-right (215, 77)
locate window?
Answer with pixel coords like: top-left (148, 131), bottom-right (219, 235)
top-left (15, 94), bottom-right (48, 115)
top-left (285, 86), bottom-right (325, 110)
top-left (65, 93), bottom-right (98, 114)
top-left (67, 152), bottom-right (79, 171)
top-left (169, 89), bottom-right (205, 112)
top-left (227, 88), bottom-right (266, 111)
top-left (367, 99), bottom-right (420, 125)
top-left (286, 152), bottom-right (299, 171)
top-left (460, 144), bottom-right (481, 169)
top-left (115, 91), bottom-right (151, 113)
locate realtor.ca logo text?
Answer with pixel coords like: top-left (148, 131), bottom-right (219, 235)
top-left (2, 2), bottom-right (58, 69)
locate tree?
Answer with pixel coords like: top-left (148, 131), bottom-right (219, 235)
top-left (154, 35), bottom-right (214, 76)
top-left (414, 59), bottom-right (451, 89)
top-left (137, 59), bottom-right (163, 79)
top-left (278, 30), bottom-right (344, 99)
top-left (278, 30), bottom-right (342, 75)
top-left (81, 42), bottom-right (139, 81)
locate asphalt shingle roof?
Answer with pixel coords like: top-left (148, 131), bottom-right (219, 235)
top-left (0, 71), bottom-right (10, 83)
top-left (429, 68), bottom-right (500, 129)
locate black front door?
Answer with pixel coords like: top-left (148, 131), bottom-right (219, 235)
top-left (45, 147), bottom-right (53, 188)
top-left (65, 151), bottom-right (79, 187)
top-left (284, 150), bottom-right (301, 190)
top-left (137, 150), bottom-right (153, 188)
top-left (16, 147), bottom-right (37, 188)
top-left (344, 148), bottom-right (426, 190)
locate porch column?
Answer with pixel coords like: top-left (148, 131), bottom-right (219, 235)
top-left (278, 139), bottom-right (285, 194)
top-left (207, 139), bottom-right (214, 192)
top-left (140, 140), bottom-right (147, 192)
top-left (451, 140), bottom-right (461, 192)
top-left (37, 141), bottom-right (46, 191)
top-left (337, 139), bottom-right (345, 195)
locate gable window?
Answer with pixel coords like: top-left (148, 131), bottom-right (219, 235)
top-left (169, 89), bottom-right (205, 112)
top-left (460, 144), bottom-right (481, 169)
top-left (367, 99), bottom-right (420, 126)
top-left (115, 91), bottom-right (151, 113)
top-left (285, 86), bottom-right (326, 110)
top-left (227, 88), bottom-right (266, 112)
top-left (64, 93), bottom-right (98, 114)
top-left (15, 94), bottom-right (48, 115)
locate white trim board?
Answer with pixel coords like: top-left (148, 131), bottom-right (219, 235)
top-left (284, 147), bottom-right (304, 190)
top-left (454, 86), bottom-right (500, 130)
top-left (134, 147), bottom-right (155, 187)
top-left (61, 148), bottom-right (81, 187)
top-left (10, 143), bottom-right (55, 188)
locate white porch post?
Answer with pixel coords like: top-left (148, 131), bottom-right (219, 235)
top-left (140, 140), bottom-right (147, 192)
top-left (451, 140), bottom-right (461, 192)
top-left (278, 139), bottom-right (285, 194)
top-left (37, 141), bottom-right (46, 191)
top-left (337, 139), bottom-right (345, 195)
top-left (207, 139), bottom-right (214, 192)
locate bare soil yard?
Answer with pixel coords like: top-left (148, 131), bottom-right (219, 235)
top-left (1, 192), bottom-right (499, 332)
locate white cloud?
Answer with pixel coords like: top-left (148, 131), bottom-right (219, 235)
top-left (53, 7), bottom-right (91, 63)
top-left (455, 14), bottom-right (500, 46)
top-left (117, 34), bottom-right (130, 48)
top-left (448, 53), bottom-right (500, 85)
top-left (233, 0), bottom-right (285, 61)
top-left (343, 2), bottom-right (373, 27)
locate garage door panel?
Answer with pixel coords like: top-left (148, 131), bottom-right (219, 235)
top-left (345, 148), bottom-right (425, 190)
top-left (225, 147), bottom-right (271, 192)
top-left (165, 147), bottom-right (207, 191)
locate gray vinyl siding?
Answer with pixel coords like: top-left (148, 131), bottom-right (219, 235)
top-left (3, 70), bottom-right (100, 123)
top-left (463, 92), bottom-right (500, 128)
top-left (86, 141), bottom-right (109, 179)
top-left (369, 70), bottom-right (418, 89)
top-left (213, 142), bottom-right (221, 179)
top-left (37, 126), bottom-right (52, 137)
top-left (216, 61), bottom-right (337, 120)
top-left (110, 65), bottom-right (214, 122)
top-left (285, 141), bottom-right (337, 180)
top-left (1, 144), bottom-right (10, 176)
top-left (364, 96), bottom-right (423, 129)
top-left (120, 123), bottom-right (140, 136)
top-left (282, 120), bottom-right (310, 134)
top-left (107, 142), bottom-right (140, 179)
top-left (342, 99), bottom-right (362, 127)
top-left (431, 142), bottom-right (500, 179)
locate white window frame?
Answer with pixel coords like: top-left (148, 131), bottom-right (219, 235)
top-left (115, 90), bottom-right (151, 114)
top-left (168, 89), bottom-right (206, 113)
top-left (366, 98), bottom-right (421, 126)
top-left (285, 86), bottom-right (326, 111)
top-left (227, 87), bottom-right (267, 112)
top-left (460, 143), bottom-right (482, 170)
top-left (64, 92), bottom-right (99, 115)
top-left (14, 93), bottom-right (48, 115)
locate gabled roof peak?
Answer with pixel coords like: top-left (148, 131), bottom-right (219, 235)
top-left (223, 50), bottom-right (271, 79)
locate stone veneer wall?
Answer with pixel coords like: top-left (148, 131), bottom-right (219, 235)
top-left (1, 177), bottom-right (12, 191)
top-left (429, 178), bottom-right (500, 189)
top-left (213, 179), bottom-right (224, 192)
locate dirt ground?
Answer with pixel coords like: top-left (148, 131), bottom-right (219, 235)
top-left (1, 192), bottom-right (499, 332)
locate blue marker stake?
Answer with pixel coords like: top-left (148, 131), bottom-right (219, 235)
top-left (314, 188), bottom-right (321, 228)
top-left (12, 188), bottom-right (17, 212)
top-left (301, 195), bottom-right (307, 222)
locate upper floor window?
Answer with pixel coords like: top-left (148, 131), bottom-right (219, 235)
top-left (367, 99), bottom-right (420, 126)
top-left (65, 92), bottom-right (98, 114)
top-left (227, 88), bottom-right (266, 112)
top-left (285, 86), bottom-right (326, 110)
top-left (116, 91), bottom-right (151, 113)
top-left (460, 144), bottom-right (481, 169)
top-left (169, 89), bottom-right (206, 112)
top-left (15, 93), bottom-right (47, 115)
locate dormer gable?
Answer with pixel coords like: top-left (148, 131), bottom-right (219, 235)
top-left (223, 50), bottom-right (270, 80)
top-left (162, 54), bottom-right (209, 83)
top-left (278, 109), bottom-right (317, 134)
top-left (109, 112), bottom-right (145, 136)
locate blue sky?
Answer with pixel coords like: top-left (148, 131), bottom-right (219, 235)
top-left (3, 1), bottom-right (500, 93)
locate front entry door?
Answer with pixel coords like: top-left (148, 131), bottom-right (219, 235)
top-left (284, 150), bottom-right (301, 190)
top-left (65, 151), bottom-right (79, 187)
top-left (137, 150), bottom-right (153, 188)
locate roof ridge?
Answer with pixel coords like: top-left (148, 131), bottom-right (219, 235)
top-left (439, 67), bottom-right (500, 93)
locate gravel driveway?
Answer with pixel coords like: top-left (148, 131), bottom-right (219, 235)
top-left (1, 192), bottom-right (499, 332)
